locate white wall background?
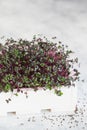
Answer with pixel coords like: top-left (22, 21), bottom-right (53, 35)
top-left (0, 0), bottom-right (87, 130)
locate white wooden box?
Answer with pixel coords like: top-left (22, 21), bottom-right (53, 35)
top-left (0, 86), bottom-right (77, 116)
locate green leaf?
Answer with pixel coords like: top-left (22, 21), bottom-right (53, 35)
top-left (3, 74), bottom-right (13, 83)
top-left (4, 84), bottom-right (11, 92)
top-left (40, 63), bottom-right (45, 67)
top-left (36, 72), bottom-right (41, 78)
top-left (14, 93), bottom-right (18, 96)
top-left (66, 50), bottom-right (73, 55)
top-left (46, 84), bottom-right (52, 90)
top-left (23, 76), bottom-right (29, 83)
top-left (58, 45), bottom-right (62, 49)
top-left (58, 76), bottom-right (66, 82)
top-left (46, 76), bottom-right (50, 82)
top-left (14, 49), bottom-right (19, 57)
top-left (61, 77), bottom-right (66, 82)
top-left (55, 90), bottom-right (63, 96)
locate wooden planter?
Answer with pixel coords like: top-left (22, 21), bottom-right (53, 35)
top-left (0, 86), bottom-right (77, 116)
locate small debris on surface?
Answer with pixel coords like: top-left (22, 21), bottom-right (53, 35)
top-left (20, 123), bottom-right (24, 126)
top-left (74, 105), bottom-right (78, 114)
top-left (82, 80), bottom-right (85, 82)
top-left (28, 118), bottom-right (31, 122)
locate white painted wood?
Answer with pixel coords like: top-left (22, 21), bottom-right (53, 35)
top-left (0, 87), bottom-right (77, 116)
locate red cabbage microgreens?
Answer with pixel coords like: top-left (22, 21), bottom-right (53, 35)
top-left (0, 36), bottom-right (80, 98)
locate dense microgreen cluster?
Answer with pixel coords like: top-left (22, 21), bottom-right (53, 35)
top-left (0, 36), bottom-right (80, 97)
